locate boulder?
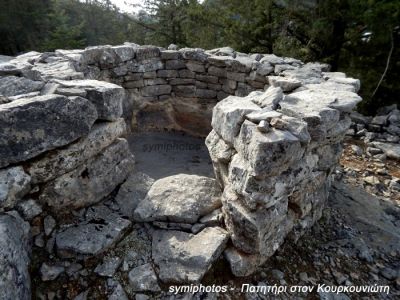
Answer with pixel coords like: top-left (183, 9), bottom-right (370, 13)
top-left (27, 119), bottom-right (126, 184)
top-left (0, 212), bottom-right (31, 300)
top-left (39, 138), bottom-right (135, 210)
top-left (152, 227), bottom-right (229, 283)
top-left (56, 205), bottom-right (131, 257)
top-left (54, 79), bottom-right (125, 121)
top-left (0, 94), bottom-right (97, 168)
top-left (134, 174), bottom-right (222, 224)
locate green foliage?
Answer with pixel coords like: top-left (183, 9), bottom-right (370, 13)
top-left (0, 0), bottom-right (51, 54)
top-left (42, 6), bottom-right (86, 51)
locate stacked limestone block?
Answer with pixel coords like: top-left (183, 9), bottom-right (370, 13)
top-left (52, 44), bottom-right (305, 136)
top-left (0, 51), bottom-right (135, 295)
top-left (206, 66), bottom-right (362, 276)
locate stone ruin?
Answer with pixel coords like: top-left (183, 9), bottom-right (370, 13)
top-left (0, 43), bottom-right (362, 298)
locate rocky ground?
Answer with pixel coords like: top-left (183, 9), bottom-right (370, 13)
top-left (26, 124), bottom-right (400, 300)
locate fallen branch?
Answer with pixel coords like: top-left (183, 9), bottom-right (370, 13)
top-left (372, 29), bottom-right (394, 98)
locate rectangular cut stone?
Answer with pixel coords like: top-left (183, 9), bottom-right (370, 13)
top-left (54, 79), bottom-right (125, 121)
top-left (157, 69), bottom-right (178, 78)
top-left (208, 66), bottom-right (227, 77)
top-left (0, 95), bottom-right (97, 168)
top-left (227, 72), bottom-right (246, 82)
top-left (127, 59), bottom-right (164, 72)
top-left (165, 59), bottom-right (186, 70)
top-left (195, 89), bottom-right (217, 99)
top-left (141, 85), bottom-right (171, 96)
top-left (186, 62), bottom-right (205, 73)
top-left (27, 119), bottom-right (126, 184)
top-left (160, 50), bottom-right (181, 60)
top-left (196, 74), bottom-right (218, 84)
top-left (39, 138), bottom-right (135, 210)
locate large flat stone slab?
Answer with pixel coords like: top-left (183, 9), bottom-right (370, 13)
top-left (0, 212), bottom-right (31, 300)
top-left (54, 79), bottom-right (125, 121)
top-left (152, 227), bottom-right (229, 283)
top-left (0, 75), bottom-right (44, 97)
top-left (56, 205), bottom-right (131, 257)
top-left (134, 174), bottom-right (222, 223)
top-left (0, 94), bottom-right (97, 168)
top-left (39, 138), bottom-right (135, 210)
top-left (27, 118), bottom-right (126, 184)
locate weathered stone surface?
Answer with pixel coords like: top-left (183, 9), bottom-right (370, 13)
top-left (165, 59), bottom-right (186, 70)
top-left (134, 174), bottom-right (222, 223)
top-left (128, 263), bottom-right (161, 292)
top-left (40, 263), bottom-right (64, 281)
top-left (0, 75), bottom-right (44, 97)
top-left (235, 121), bottom-right (303, 177)
top-left (152, 227), bottom-right (229, 283)
top-left (16, 199), bottom-right (42, 220)
top-left (249, 87), bottom-right (283, 109)
top-left (108, 281), bottom-right (128, 300)
top-left (224, 247), bottom-right (260, 277)
top-left (0, 166), bottom-right (31, 210)
top-left (222, 186), bottom-right (289, 255)
top-left (282, 88), bottom-right (362, 115)
top-left (0, 212), bottom-right (30, 300)
top-left (95, 257), bottom-right (121, 277)
top-left (115, 172), bottom-right (154, 218)
top-left (26, 59), bottom-right (83, 81)
top-left (40, 138), bottom-right (135, 210)
top-left (205, 130), bottom-right (234, 163)
top-left (56, 204), bottom-right (131, 257)
top-left (54, 79), bottom-right (125, 121)
top-left (28, 118), bottom-right (126, 184)
top-left (268, 76), bottom-right (301, 92)
top-left (127, 59), bottom-right (164, 73)
top-left (372, 142), bottom-right (400, 160)
top-left (0, 94), bottom-right (97, 168)
top-left (141, 85), bottom-right (171, 96)
top-left (212, 95), bottom-right (261, 144)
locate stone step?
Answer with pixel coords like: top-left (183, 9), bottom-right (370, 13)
top-left (55, 204), bottom-right (131, 258)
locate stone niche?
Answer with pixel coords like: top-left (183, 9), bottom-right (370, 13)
top-left (0, 42), bottom-right (361, 294)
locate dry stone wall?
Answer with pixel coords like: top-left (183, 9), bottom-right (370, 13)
top-left (53, 44), bottom-right (313, 136)
top-left (0, 43), bottom-right (362, 294)
top-left (206, 72), bottom-right (361, 276)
